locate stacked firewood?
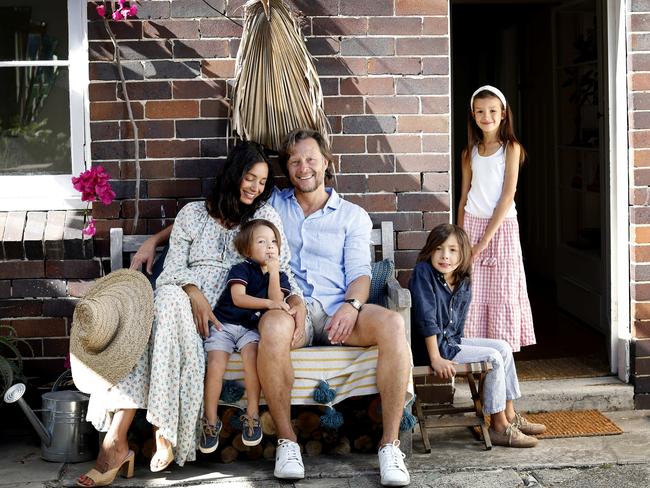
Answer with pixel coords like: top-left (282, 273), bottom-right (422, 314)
top-left (126, 396), bottom-right (386, 464)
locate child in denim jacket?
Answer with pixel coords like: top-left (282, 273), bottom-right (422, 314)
top-left (409, 223), bottom-right (546, 448)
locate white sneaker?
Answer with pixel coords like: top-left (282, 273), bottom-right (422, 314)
top-left (274, 439), bottom-right (304, 480)
top-left (378, 440), bottom-right (410, 486)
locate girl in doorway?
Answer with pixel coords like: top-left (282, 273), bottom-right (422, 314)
top-left (409, 224), bottom-right (546, 447)
top-left (457, 85), bottom-right (535, 352)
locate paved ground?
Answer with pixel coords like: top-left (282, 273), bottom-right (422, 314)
top-left (1, 409), bottom-right (648, 487)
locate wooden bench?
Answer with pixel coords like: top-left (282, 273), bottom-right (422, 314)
top-left (412, 362), bottom-right (493, 452)
top-left (110, 221), bottom-right (414, 454)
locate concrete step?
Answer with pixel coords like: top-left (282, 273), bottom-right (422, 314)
top-left (453, 375), bottom-right (635, 412)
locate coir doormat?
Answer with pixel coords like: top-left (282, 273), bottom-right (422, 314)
top-left (474, 410), bottom-right (623, 439)
top-left (516, 355), bottom-right (610, 381)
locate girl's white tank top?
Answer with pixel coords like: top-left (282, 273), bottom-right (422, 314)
top-left (464, 144), bottom-right (517, 219)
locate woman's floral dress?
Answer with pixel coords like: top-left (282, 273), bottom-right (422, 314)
top-left (86, 201), bottom-right (300, 466)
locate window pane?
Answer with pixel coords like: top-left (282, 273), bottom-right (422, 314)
top-left (0, 66), bottom-right (71, 175)
top-left (0, 1), bottom-right (69, 61)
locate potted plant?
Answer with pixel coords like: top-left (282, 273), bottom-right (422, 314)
top-left (0, 325), bottom-right (33, 398)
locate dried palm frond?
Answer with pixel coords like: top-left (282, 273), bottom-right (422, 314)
top-left (231, 0), bottom-right (330, 152)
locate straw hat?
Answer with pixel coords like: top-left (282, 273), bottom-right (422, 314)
top-left (70, 269), bottom-right (154, 394)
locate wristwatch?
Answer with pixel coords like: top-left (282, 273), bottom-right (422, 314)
top-left (344, 298), bottom-right (363, 312)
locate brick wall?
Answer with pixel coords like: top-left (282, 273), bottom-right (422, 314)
top-left (629, 0), bottom-right (650, 408)
top-left (88, 0), bottom-right (451, 284)
top-left (4, 0), bottom-right (451, 385)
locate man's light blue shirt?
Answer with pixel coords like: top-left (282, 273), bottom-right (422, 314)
top-left (270, 187), bottom-right (372, 316)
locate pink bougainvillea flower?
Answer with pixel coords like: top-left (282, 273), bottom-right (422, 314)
top-left (96, 4), bottom-right (106, 17)
top-left (82, 217), bottom-right (97, 238)
top-left (129, 5), bottom-right (138, 17)
top-left (118, 0), bottom-right (126, 6)
top-left (112, 9), bottom-right (124, 20)
top-left (72, 166), bottom-right (115, 205)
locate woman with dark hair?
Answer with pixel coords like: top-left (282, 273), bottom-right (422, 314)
top-left (78, 142), bottom-right (301, 487)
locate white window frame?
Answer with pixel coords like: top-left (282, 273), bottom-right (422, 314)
top-left (0, 0), bottom-right (89, 211)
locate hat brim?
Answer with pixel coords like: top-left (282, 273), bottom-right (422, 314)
top-left (70, 269), bottom-right (154, 394)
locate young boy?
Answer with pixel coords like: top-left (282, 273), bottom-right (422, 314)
top-left (200, 219), bottom-right (293, 453)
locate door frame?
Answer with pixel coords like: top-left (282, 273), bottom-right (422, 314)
top-left (606, 0), bottom-right (630, 380)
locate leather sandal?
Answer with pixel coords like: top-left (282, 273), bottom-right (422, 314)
top-left (76, 450), bottom-right (134, 487)
top-left (150, 430), bottom-right (174, 472)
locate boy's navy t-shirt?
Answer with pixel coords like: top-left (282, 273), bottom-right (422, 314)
top-left (214, 259), bottom-right (291, 329)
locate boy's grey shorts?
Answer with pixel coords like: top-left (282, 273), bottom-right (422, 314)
top-left (204, 322), bottom-right (259, 354)
top-left (305, 299), bottom-right (336, 346)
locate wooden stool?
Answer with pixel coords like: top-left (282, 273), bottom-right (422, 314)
top-left (412, 362), bottom-right (493, 452)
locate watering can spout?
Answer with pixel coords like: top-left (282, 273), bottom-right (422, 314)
top-left (3, 383), bottom-right (52, 447)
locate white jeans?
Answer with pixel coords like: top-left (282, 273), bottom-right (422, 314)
top-left (451, 337), bottom-right (521, 415)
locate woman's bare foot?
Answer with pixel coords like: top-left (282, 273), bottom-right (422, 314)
top-left (76, 435), bottom-right (129, 486)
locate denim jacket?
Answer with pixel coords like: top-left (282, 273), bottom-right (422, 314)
top-left (408, 261), bottom-right (472, 365)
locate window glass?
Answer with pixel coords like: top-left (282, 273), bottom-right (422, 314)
top-left (0, 2), bottom-right (69, 61)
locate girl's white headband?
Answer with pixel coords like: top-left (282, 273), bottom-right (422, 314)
top-left (470, 85), bottom-right (507, 110)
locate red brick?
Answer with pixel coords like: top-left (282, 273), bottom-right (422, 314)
top-left (12, 318), bottom-right (66, 338)
top-left (324, 96), bottom-right (364, 115)
top-left (396, 77), bottom-right (449, 95)
top-left (174, 39), bottom-right (229, 58)
top-left (340, 154), bottom-right (395, 173)
top-left (43, 338), bottom-right (70, 357)
top-left (633, 149), bottom-right (650, 167)
top-left (634, 302), bottom-right (650, 320)
top-left (398, 192), bottom-right (449, 212)
top-left (0, 299), bottom-right (43, 317)
top-left (144, 20), bottom-right (200, 39)
top-left (368, 57), bottom-right (421, 75)
top-left (122, 199), bottom-right (178, 219)
top-left (396, 154), bottom-right (449, 172)
top-left (201, 99), bottom-right (230, 117)
top-left (633, 226), bottom-right (650, 244)
top-left (331, 136), bottom-right (366, 154)
top-left (423, 172), bottom-right (450, 191)
top-left (423, 134), bottom-right (450, 152)
top-left (369, 212), bottom-right (422, 232)
top-left (395, 249), bottom-right (419, 270)
top-left (398, 115), bottom-right (449, 133)
top-left (635, 168), bottom-right (650, 186)
top-left (88, 20), bottom-right (142, 40)
top-left (146, 139), bottom-right (200, 158)
top-left (634, 283), bottom-right (650, 301)
top-left (92, 201), bottom-right (121, 219)
top-left (632, 112), bottom-right (650, 130)
top-left (335, 175), bottom-right (368, 193)
top-left (632, 206), bottom-right (650, 224)
top-left (121, 159), bottom-right (175, 179)
top-left (91, 140), bottom-right (145, 160)
top-left (200, 19), bottom-right (243, 38)
top-left (631, 14), bottom-right (650, 32)
top-left (120, 81), bottom-right (172, 100)
top-left (89, 82), bottom-right (117, 101)
top-left (292, 0), bottom-right (338, 16)
top-left (633, 245), bottom-right (650, 263)
top-left (368, 174), bottom-right (421, 192)
top-left (396, 0), bottom-right (448, 15)
top-left (368, 135), bottom-right (421, 154)
top-left (90, 101), bottom-right (144, 121)
top-left (396, 38), bottom-right (449, 56)
top-left (146, 100), bottom-right (199, 119)
top-left (340, 0), bottom-right (392, 16)
top-left (45, 260), bottom-right (102, 279)
top-left (368, 17), bottom-right (422, 35)
top-left (312, 17), bottom-right (368, 36)
top-left (397, 231), bottom-right (430, 250)
top-left (631, 73), bottom-right (650, 91)
top-left (201, 59), bottom-right (236, 78)
top-left (340, 77), bottom-right (394, 96)
top-left (315, 57), bottom-right (368, 76)
top-left (120, 120), bottom-right (175, 139)
top-left (365, 96), bottom-right (419, 114)
top-left (630, 53), bottom-right (650, 71)
top-left (91, 121), bottom-right (120, 140)
top-left (423, 212), bottom-right (451, 229)
top-left (148, 179), bottom-right (203, 198)
top-left (422, 17), bottom-right (448, 35)
top-left (422, 57), bottom-right (449, 75)
top-left (0, 261), bottom-right (44, 279)
top-left (631, 130), bottom-right (650, 148)
top-left (634, 318), bottom-right (650, 337)
top-left (171, 79), bottom-right (226, 99)
top-left (116, 40), bottom-right (174, 60)
top-left (345, 194), bottom-right (396, 212)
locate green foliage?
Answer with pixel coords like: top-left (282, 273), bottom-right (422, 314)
top-left (0, 325), bottom-right (33, 398)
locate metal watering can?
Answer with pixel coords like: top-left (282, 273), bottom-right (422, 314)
top-left (3, 378), bottom-right (97, 463)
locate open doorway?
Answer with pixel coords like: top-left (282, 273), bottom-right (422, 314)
top-left (451, 0), bottom-right (611, 377)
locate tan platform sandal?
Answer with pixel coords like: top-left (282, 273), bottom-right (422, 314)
top-left (150, 430), bottom-right (174, 472)
top-left (76, 449), bottom-right (134, 487)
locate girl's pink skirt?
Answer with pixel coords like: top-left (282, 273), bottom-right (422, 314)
top-left (463, 213), bottom-right (536, 352)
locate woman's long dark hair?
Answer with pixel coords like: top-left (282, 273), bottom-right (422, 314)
top-left (206, 141), bottom-right (274, 228)
top-left (417, 224), bottom-right (472, 285)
